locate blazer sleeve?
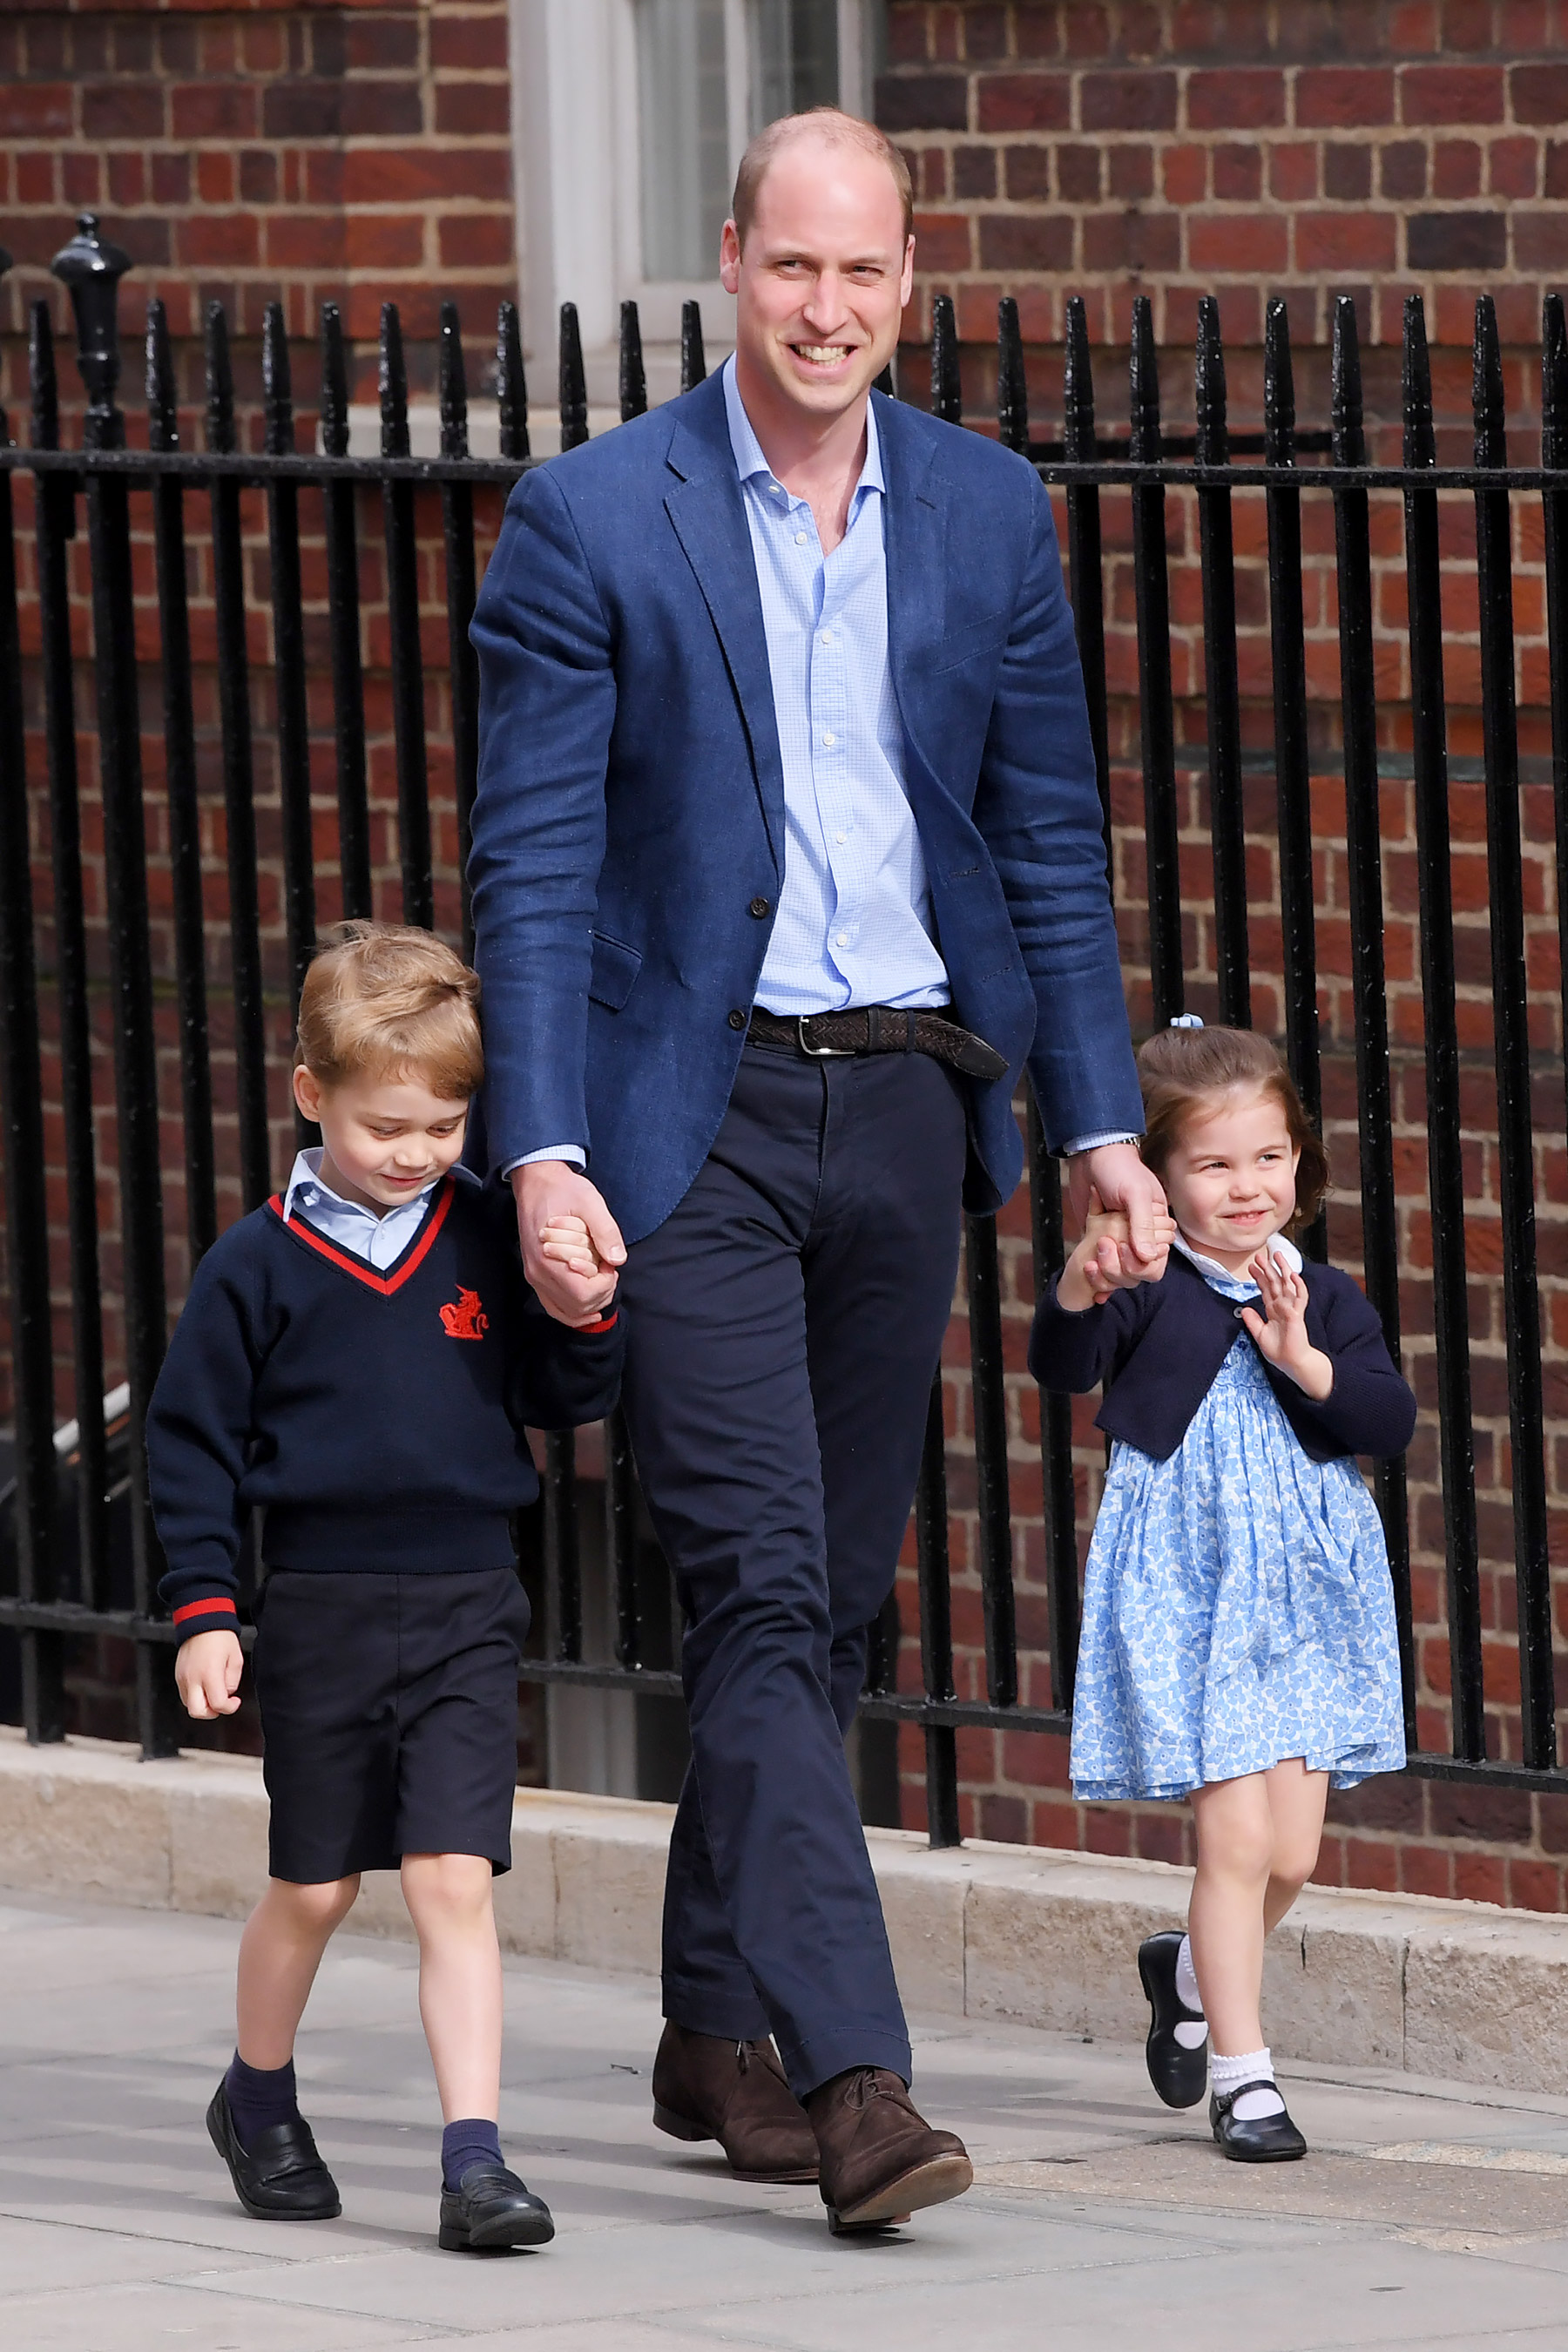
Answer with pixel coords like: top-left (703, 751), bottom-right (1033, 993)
top-left (469, 465), bottom-right (617, 1171)
top-left (970, 469), bottom-right (1145, 1150)
top-left (1029, 1270), bottom-right (1153, 1394)
top-left (1275, 1274), bottom-right (1417, 1459)
top-left (146, 1238), bottom-right (271, 1642)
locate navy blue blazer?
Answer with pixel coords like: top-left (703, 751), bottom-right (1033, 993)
top-left (1029, 1249), bottom-right (1416, 1463)
top-left (468, 370), bottom-right (1142, 1245)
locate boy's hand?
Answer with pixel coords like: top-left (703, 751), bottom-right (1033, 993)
top-left (1057, 1190), bottom-right (1177, 1313)
top-left (1240, 1248), bottom-right (1335, 1401)
top-left (537, 1213), bottom-right (602, 1281)
top-left (175, 1629), bottom-right (244, 1720)
top-left (512, 1164), bottom-right (624, 1328)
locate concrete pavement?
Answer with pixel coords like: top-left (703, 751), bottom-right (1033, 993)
top-left (4, 1894), bottom-right (1568, 2349)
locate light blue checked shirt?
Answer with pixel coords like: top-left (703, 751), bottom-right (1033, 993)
top-left (282, 1147), bottom-right (477, 1270)
top-left (517, 364), bottom-right (1132, 1166)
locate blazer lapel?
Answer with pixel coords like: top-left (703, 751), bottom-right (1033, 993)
top-left (663, 387), bottom-right (785, 871)
top-left (879, 397), bottom-right (947, 796)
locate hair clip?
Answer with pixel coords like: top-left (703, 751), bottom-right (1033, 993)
top-left (1169, 1013), bottom-right (1204, 1029)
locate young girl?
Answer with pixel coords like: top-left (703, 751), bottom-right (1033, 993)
top-left (1031, 1020), bottom-right (1414, 2164)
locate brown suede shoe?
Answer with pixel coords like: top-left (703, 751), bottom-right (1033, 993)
top-left (807, 2067), bottom-right (973, 2234)
top-left (651, 2023), bottom-right (819, 2182)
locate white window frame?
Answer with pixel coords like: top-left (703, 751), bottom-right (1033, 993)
top-left (510, 0), bottom-right (877, 425)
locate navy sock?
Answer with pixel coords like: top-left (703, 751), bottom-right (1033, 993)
top-left (442, 2118), bottom-right (504, 2189)
top-left (225, 2052), bottom-right (300, 2152)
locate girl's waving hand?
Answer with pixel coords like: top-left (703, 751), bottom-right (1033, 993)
top-left (1240, 1248), bottom-right (1335, 1402)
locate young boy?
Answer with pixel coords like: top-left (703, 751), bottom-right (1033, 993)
top-left (147, 921), bottom-right (623, 2252)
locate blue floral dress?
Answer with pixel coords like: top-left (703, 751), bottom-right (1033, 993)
top-left (1068, 1240), bottom-right (1407, 1801)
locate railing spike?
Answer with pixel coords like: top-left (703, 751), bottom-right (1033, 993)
top-left (205, 301), bottom-right (235, 456)
top-left (30, 299), bottom-right (59, 452)
top-left (874, 361), bottom-right (896, 398)
top-left (144, 297), bottom-right (177, 452)
top-left (1128, 293), bottom-right (1160, 463)
top-left (1544, 294), bottom-right (1568, 471)
top-left (1263, 295), bottom-right (1295, 469)
top-left (320, 301), bottom-right (350, 457)
top-left (1474, 292), bottom-right (1506, 470)
top-left (496, 300), bottom-right (529, 460)
top-left (679, 299), bottom-right (706, 392)
top-left (380, 301), bottom-right (410, 460)
top-left (558, 300), bottom-right (588, 450)
top-left (930, 290), bottom-right (961, 424)
top-left (1331, 294), bottom-right (1366, 469)
top-left (51, 211), bottom-right (132, 451)
top-left (1063, 294), bottom-right (1095, 463)
top-left (262, 301), bottom-right (294, 458)
top-left (619, 299), bottom-right (647, 422)
top-left (1193, 293), bottom-right (1227, 468)
top-left (438, 300), bottom-right (469, 459)
top-left (1402, 294), bottom-right (1436, 471)
top-left (997, 294), bottom-right (1028, 455)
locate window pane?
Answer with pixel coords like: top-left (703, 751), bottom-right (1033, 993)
top-left (637, 0), bottom-right (731, 282)
top-left (749, 0), bottom-right (840, 128)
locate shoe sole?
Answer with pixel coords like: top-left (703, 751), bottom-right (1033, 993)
top-left (205, 2099), bottom-right (341, 2222)
top-left (1217, 2137), bottom-right (1307, 2165)
top-left (1136, 1943), bottom-right (1208, 2112)
top-left (438, 2213), bottom-right (556, 2252)
top-left (652, 2101), bottom-right (819, 2184)
top-left (828, 2151), bottom-right (974, 2233)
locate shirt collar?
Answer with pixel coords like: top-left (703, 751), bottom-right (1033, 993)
top-left (281, 1146), bottom-right (435, 1228)
top-left (720, 350), bottom-right (885, 501)
top-left (1173, 1228), bottom-right (1303, 1301)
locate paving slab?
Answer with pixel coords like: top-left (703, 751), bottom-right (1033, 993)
top-left (5, 1893), bottom-right (1568, 2350)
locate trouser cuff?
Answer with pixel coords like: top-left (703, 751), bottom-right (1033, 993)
top-left (778, 2026), bottom-right (914, 2105)
top-left (661, 1973), bottom-right (772, 2045)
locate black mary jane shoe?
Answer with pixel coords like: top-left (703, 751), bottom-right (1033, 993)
top-left (206, 2082), bottom-right (341, 2220)
top-left (1209, 2082), bottom-right (1308, 2164)
top-left (438, 2162), bottom-right (556, 2253)
top-left (1136, 1931), bottom-right (1209, 2110)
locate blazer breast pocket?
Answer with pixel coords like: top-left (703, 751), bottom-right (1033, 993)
top-left (928, 612), bottom-right (1009, 678)
top-left (588, 929), bottom-right (643, 1011)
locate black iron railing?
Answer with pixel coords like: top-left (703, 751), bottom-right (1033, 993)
top-left (2, 212), bottom-right (1566, 1836)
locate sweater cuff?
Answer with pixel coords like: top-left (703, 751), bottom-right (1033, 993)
top-left (171, 1595), bottom-right (240, 1644)
top-left (578, 1310), bottom-right (618, 1335)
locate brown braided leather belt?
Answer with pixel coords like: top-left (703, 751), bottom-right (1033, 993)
top-left (747, 1004), bottom-right (1010, 1083)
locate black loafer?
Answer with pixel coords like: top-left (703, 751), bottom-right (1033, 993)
top-left (1137, 1931), bottom-right (1208, 2109)
top-left (1210, 2082), bottom-right (1308, 2163)
top-left (206, 2081), bottom-right (341, 2219)
top-left (438, 2161), bottom-right (555, 2252)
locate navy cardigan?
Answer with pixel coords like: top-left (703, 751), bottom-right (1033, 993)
top-left (1028, 1247), bottom-right (1416, 1464)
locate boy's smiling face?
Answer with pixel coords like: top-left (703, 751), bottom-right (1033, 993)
top-left (292, 1064), bottom-right (470, 1216)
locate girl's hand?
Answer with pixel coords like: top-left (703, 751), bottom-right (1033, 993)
top-left (1057, 1191), bottom-right (1178, 1312)
top-left (537, 1213), bottom-right (606, 1282)
top-left (1240, 1249), bottom-right (1335, 1401)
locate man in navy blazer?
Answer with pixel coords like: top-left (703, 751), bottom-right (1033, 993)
top-left (470, 108), bottom-right (1157, 2234)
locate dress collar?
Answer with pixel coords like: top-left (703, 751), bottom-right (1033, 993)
top-left (1172, 1228), bottom-right (1303, 1302)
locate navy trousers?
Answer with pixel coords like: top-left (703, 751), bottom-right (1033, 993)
top-left (618, 1038), bottom-right (968, 2097)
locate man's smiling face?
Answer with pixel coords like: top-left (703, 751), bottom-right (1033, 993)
top-left (720, 137), bottom-right (914, 427)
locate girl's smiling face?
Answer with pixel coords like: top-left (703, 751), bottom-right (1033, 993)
top-left (1162, 1084), bottom-right (1301, 1274)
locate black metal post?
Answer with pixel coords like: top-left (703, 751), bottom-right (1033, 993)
top-left (52, 214), bottom-right (178, 1754)
top-left (319, 303), bottom-right (372, 918)
top-left (558, 303), bottom-right (589, 452)
top-left (1194, 296), bottom-right (1249, 1026)
top-left (1129, 297), bottom-right (1183, 1021)
top-left (964, 1214), bottom-right (1018, 1710)
top-left (1401, 295), bottom-right (1477, 1756)
top-left (1473, 295), bottom-right (1553, 1767)
top-left (497, 300), bottom-right (531, 460)
top-left (997, 294), bottom-right (1028, 454)
top-left (1544, 294), bottom-right (1568, 1210)
top-left (929, 292), bottom-right (961, 424)
top-left (679, 300), bottom-right (706, 393)
top-left (380, 303), bottom-right (434, 929)
top-left (262, 303), bottom-right (316, 1022)
top-left (145, 299), bottom-right (217, 1266)
top-left (914, 1378), bottom-right (961, 1846)
top-left (619, 300), bottom-right (648, 422)
top-left (606, 1405), bottom-right (641, 1671)
top-left (1063, 297), bottom-right (1112, 876)
top-left (438, 303), bottom-right (481, 959)
top-left (543, 1429), bottom-right (582, 1664)
top-left (1027, 1091), bottom-right (1080, 1707)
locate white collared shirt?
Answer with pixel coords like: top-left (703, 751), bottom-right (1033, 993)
top-left (281, 1147), bottom-right (461, 1272)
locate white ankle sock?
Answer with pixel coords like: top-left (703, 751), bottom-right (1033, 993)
top-left (1173, 1935), bottom-right (1207, 2048)
top-left (1211, 2047), bottom-right (1285, 2121)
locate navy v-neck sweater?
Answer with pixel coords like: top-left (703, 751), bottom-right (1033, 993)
top-left (147, 1173), bottom-right (624, 1642)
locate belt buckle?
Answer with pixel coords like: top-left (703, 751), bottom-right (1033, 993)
top-left (796, 1014), bottom-right (855, 1058)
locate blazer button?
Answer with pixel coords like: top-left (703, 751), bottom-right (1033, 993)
top-left (728, 1008), bottom-right (747, 1031)
top-left (749, 896), bottom-right (770, 918)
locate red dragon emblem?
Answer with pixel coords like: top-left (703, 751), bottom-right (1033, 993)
top-left (439, 1286), bottom-right (490, 1340)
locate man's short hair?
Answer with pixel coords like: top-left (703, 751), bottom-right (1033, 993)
top-left (731, 107), bottom-right (913, 251)
top-left (294, 920), bottom-right (483, 1100)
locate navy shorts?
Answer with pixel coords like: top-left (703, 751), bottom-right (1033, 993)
top-left (252, 1565), bottom-right (530, 1884)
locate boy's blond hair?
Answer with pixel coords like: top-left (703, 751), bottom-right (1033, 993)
top-left (294, 922), bottom-right (483, 1100)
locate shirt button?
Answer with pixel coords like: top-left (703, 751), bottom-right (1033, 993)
top-left (749, 896), bottom-right (770, 918)
top-left (822, 731), bottom-right (835, 747)
top-left (821, 631), bottom-right (833, 645)
top-left (728, 1008), bottom-right (747, 1031)
top-left (794, 531), bottom-right (808, 544)
top-left (836, 931), bottom-right (850, 947)
top-left (835, 830), bottom-right (848, 843)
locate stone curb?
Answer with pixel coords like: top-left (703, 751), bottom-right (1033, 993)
top-left (3, 1727), bottom-right (1565, 2094)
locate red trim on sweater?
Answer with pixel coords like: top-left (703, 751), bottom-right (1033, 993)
top-left (579, 1312), bottom-right (618, 1334)
top-left (266, 1175), bottom-right (456, 1294)
top-left (172, 1598), bottom-right (237, 1625)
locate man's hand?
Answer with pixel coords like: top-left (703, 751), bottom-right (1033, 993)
top-left (1058, 1188), bottom-right (1177, 1312)
top-left (1067, 1142), bottom-right (1168, 1283)
top-left (175, 1629), bottom-right (244, 1720)
top-left (512, 1161), bottom-right (626, 1327)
